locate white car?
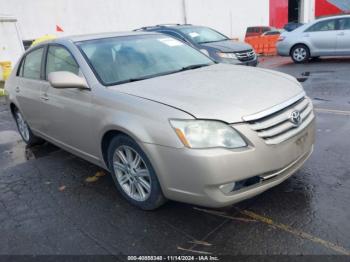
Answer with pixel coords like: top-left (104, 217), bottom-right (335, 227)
top-left (277, 15), bottom-right (350, 63)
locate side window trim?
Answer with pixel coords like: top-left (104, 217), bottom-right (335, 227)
top-left (16, 56), bottom-right (26, 77)
top-left (40, 45), bottom-right (48, 80)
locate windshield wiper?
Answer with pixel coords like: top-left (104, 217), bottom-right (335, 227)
top-left (110, 63), bottom-right (213, 85)
top-left (177, 63), bottom-right (213, 72)
top-left (198, 39), bottom-right (228, 44)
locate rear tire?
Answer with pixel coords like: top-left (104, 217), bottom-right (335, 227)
top-left (107, 135), bottom-right (166, 210)
top-left (13, 108), bottom-right (44, 146)
top-left (291, 44), bottom-right (310, 63)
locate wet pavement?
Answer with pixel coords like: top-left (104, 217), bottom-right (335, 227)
top-left (0, 57), bottom-right (349, 256)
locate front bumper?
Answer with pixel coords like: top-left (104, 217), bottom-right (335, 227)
top-left (237, 57), bottom-right (259, 67)
top-left (143, 118), bottom-right (315, 208)
top-left (218, 56), bottom-right (258, 67)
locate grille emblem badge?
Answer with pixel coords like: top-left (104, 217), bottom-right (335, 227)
top-left (289, 110), bottom-right (302, 127)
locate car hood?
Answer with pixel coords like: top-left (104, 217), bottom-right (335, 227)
top-left (110, 64), bottom-right (304, 123)
top-left (201, 40), bottom-right (253, 52)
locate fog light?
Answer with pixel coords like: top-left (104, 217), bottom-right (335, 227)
top-left (219, 182), bottom-right (236, 194)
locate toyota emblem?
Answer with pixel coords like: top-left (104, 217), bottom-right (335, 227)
top-left (289, 110), bottom-right (302, 127)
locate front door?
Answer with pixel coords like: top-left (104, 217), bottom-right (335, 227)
top-left (305, 18), bottom-right (338, 56)
top-left (336, 17), bottom-right (350, 55)
top-left (40, 44), bottom-right (95, 159)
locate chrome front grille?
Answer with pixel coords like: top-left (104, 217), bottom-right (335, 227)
top-left (245, 96), bottom-right (315, 145)
top-left (235, 50), bottom-right (256, 61)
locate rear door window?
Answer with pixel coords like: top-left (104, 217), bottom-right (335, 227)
top-left (22, 47), bottom-right (44, 80)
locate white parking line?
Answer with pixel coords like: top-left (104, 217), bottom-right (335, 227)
top-left (315, 108), bottom-right (350, 116)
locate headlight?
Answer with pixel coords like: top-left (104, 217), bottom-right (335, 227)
top-left (217, 52), bottom-right (238, 59)
top-left (170, 120), bottom-right (247, 149)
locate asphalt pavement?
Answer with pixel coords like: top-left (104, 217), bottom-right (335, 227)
top-left (0, 56), bottom-right (349, 258)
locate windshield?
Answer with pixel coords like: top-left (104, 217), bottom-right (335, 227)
top-left (178, 27), bottom-right (228, 44)
top-left (77, 34), bottom-right (214, 85)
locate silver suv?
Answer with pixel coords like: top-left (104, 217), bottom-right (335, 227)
top-left (5, 32), bottom-right (315, 210)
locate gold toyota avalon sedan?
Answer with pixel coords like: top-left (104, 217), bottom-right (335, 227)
top-left (5, 32), bottom-right (315, 210)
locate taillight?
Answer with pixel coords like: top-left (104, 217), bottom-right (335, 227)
top-left (278, 36), bottom-right (285, 42)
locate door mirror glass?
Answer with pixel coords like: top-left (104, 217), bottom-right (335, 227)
top-left (48, 71), bottom-right (89, 89)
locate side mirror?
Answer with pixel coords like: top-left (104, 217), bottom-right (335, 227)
top-left (48, 71), bottom-right (89, 89)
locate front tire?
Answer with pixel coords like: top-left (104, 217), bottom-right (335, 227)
top-left (107, 135), bottom-right (166, 210)
top-left (291, 44), bottom-right (310, 63)
top-left (14, 109), bottom-right (44, 146)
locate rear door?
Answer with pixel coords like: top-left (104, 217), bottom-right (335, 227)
top-left (336, 17), bottom-right (350, 55)
top-left (15, 46), bottom-right (46, 131)
top-left (304, 19), bottom-right (338, 56)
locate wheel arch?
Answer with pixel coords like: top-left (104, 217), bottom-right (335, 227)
top-left (9, 102), bottom-right (18, 117)
top-left (101, 129), bottom-right (131, 170)
top-left (289, 43), bottom-right (311, 56)
top-left (100, 125), bottom-right (152, 169)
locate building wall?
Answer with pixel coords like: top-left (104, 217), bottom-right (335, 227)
top-left (0, 0), bottom-right (185, 40)
top-left (0, 0), bottom-right (269, 41)
top-left (269, 0), bottom-right (288, 28)
top-left (300, 0), bottom-right (316, 23)
top-left (185, 0), bottom-right (269, 39)
top-left (315, 0), bottom-right (346, 17)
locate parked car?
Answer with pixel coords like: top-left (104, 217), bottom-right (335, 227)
top-left (137, 24), bottom-right (258, 66)
top-left (283, 22), bottom-right (303, 32)
top-left (245, 26), bottom-right (275, 38)
top-left (277, 15), bottom-right (350, 63)
top-left (5, 32), bottom-right (315, 210)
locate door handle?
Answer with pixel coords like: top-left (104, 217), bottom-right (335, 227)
top-left (40, 94), bottom-right (49, 101)
top-left (304, 34), bottom-right (310, 37)
top-left (15, 87), bottom-right (20, 93)
top-left (337, 32), bottom-right (345, 36)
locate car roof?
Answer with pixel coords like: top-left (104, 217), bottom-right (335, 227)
top-left (316, 14), bottom-right (350, 21)
top-left (136, 24), bottom-right (203, 31)
top-left (25, 31), bottom-right (162, 51)
top-left (61, 31), bottom-right (159, 42)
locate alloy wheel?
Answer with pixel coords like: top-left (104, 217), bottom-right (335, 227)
top-left (112, 145), bottom-right (152, 201)
top-left (15, 111), bottom-right (30, 142)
